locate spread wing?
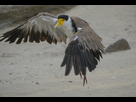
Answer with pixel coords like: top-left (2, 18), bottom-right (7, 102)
top-left (61, 28), bottom-right (104, 81)
top-left (0, 12), bottom-right (67, 44)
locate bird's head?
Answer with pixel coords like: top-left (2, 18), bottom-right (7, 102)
top-left (55, 15), bottom-right (69, 28)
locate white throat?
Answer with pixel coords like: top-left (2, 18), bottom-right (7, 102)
top-left (60, 17), bottom-right (82, 38)
top-left (62, 17), bottom-right (75, 38)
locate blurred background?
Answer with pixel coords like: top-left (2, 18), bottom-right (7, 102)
top-left (0, 5), bottom-right (76, 30)
top-left (0, 5), bottom-right (136, 97)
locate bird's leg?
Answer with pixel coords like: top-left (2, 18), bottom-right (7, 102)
top-left (83, 75), bottom-right (87, 86)
top-left (80, 72), bottom-right (82, 79)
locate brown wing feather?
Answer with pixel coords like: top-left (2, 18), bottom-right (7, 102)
top-left (71, 16), bottom-right (104, 51)
top-left (0, 12), bottom-right (67, 44)
top-left (61, 25), bottom-right (104, 80)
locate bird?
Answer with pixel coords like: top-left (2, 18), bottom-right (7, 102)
top-left (0, 12), bottom-right (104, 86)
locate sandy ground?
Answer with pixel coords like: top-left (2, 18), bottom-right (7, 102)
top-left (0, 5), bottom-right (136, 97)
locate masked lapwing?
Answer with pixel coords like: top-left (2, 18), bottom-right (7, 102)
top-left (0, 12), bottom-right (104, 86)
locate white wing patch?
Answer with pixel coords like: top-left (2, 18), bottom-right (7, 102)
top-left (73, 35), bottom-right (78, 41)
top-left (77, 27), bottom-right (82, 30)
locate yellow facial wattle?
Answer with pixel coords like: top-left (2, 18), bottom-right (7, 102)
top-left (55, 18), bottom-right (65, 28)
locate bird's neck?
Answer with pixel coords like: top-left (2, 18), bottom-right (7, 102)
top-left (62, 17), bottom-right (79, 38)
top-left (71, 18), bottom-right (77, 34)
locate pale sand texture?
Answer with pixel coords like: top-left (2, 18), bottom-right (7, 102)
top-left (0, 5), bottom-right (136, 97)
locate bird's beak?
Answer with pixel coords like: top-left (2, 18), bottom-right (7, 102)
top-left (55, 19), bottom-right (64, 28)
